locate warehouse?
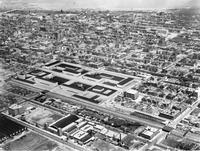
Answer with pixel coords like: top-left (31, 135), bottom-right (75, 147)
top-left (49, 114), bottom-right (79, 135)
top-left (0, 115), bottom-right (26, 143)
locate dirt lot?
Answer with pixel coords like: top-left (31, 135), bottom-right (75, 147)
top-left (24, 105), bottom-right (62, 127)
top-left (90, 139), bottom-right (126, 151)
top-left (3, 132), bottom-right (58, 151)
top-left (54, 145), bottom-right (78, 151)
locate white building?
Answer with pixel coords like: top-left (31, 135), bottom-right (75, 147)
top-left (124, 89), bottom-right (139, 100)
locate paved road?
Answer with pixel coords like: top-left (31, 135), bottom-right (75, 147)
top-left (163, 55), bottom-right (186, 71)
top-left (142, 88), bottom-right (200, 149)
top-left (47, 91), bottom-right (165, 129)
top-left (11, 79), bottom-right (165, 129)
top-left (2, 113), bottom-right (84, 151)
top-left (169, 88), bottom-right (200, 128)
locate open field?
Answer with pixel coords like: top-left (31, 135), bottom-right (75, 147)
top-left (90, 139), bottom-right (126, 151)
top-left (3, 132), bottom-right (58, 151)
top-left (54, 145), bottom-right (78, 151)
top-left (24, 104), bottom-right (63, 127)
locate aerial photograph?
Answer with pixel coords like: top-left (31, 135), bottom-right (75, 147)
top-left (0, 0), bottom-right (200, 151)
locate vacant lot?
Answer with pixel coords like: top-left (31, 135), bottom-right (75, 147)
top-left (54, 145), bottom-right (78, 151)
top-left (3, 132), bottom-right (58, 151)
top-left (25, 106), bottom-right (62, 127)
top-left (90, 139), bottom-right (125, 151)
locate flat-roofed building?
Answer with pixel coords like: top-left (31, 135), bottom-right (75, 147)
top-left (48, 114), bottom-right (79, 136)
top-left (71, 130), bottom-right (93, 144)
top-left (89, 62), bottom-right (104, 69)
top-left (124, 89), bottom-right (139, 100)
top-left (77, 121), bottom-right (87, 128)
top-left (8, 104), bottom-right (25, 116)
top-left (138, 126), bottom-right (159, 140)
top-left (62, 122), bottom-right (77, 133)
top-left (94, 124), bottom-right (104, 132)
top-left (80, 124), bottom-right (93, 132)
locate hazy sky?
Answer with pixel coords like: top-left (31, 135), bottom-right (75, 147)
top-left (30, 0), bottom-right (190, 10)
top-left (1, 0), bottom-right (199, 10)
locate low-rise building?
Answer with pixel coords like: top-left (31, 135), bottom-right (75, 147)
top-left (138, 126), bottom-right (159, 140)
top-left (124, 89), bottom-right (139, 100)
top-left (8, 104), bottom-right (25, 116)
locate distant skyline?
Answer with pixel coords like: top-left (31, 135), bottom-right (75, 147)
top-left (0, 0), bottom-right (199, 10)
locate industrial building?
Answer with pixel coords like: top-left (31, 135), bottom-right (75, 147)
top-left (48, 114), bottom-right (79, 136)
top-left (0, 115), bottom-right (27, 143)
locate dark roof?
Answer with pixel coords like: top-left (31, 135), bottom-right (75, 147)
top-left (131, 111), bottom-right (165, 123)
top-left (0, 115), bottom-right (26, 139)
top-left (162, 126), bottom-right (174, 132)
top-left (57, 63), bottom-right (80, 70)
top-left (73, 94), bottom-right (100, 104)
top-left (118, 77), bottom-right (134, 86)
top-left (16, 78), bottom-right (35, 84)
top-left (37, 76), bottom-right (69, 85)
top-left (63, 82), bottom-right (92, 91)
top-left (51, 115), bottom-right (79, 129)
top-left (45, 60), bottom-right (60, 67)
top-left (80, 133), bottom-right (93, 143)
